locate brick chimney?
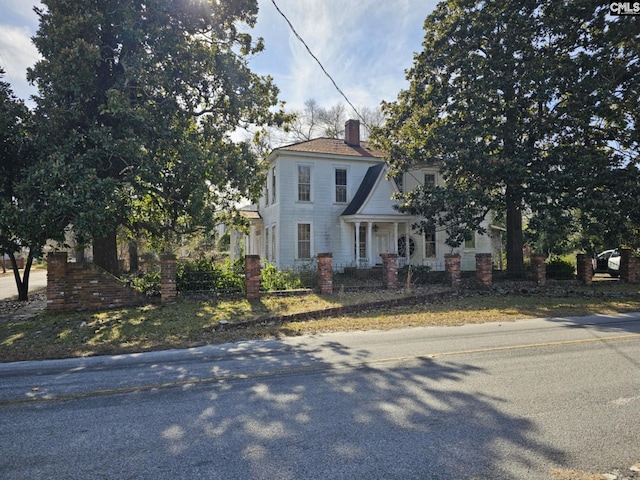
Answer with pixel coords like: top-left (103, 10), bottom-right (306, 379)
top-left (344, 119), bottom-right (360, 147)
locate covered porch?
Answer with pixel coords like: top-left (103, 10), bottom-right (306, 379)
top-left (341, 215), bottom-right (415, 268)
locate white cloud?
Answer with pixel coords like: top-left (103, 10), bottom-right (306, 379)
top-left (252, 0), bottom-right (437, 112)
top-left (0, 25), bottom-right (40, 102)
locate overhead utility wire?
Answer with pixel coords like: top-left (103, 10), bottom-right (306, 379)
top-left (269, 0), bottom-right (369, 129)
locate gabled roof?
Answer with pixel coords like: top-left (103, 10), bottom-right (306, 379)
top-left (341, 163), bottom-right (385, 216)
top-left (278, 138), bottom-right (384, 158)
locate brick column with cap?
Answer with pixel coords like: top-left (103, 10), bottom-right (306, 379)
top-left (475, 253), bottom-right (492, 287)
top-left (381, 253), bottom-right (399, 289)
top-left (160, 254), bottom-right (177, 303)
top-left (445, 254), bottom-right (461, 289)
top-left (531, 254), bottom-right (547, 286)
top-left (46, 252), bottom-right (68, 311)
top-left (317, 253), bottom-right (333, 295)
top-left (576, 253), bottom-right (593, 285)
top-left (620, 248), bottom-right (639, 284)
top-left (245, 255), bottom-right (261, 299)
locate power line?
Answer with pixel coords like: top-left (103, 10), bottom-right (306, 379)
top-left (269, 0), bottom-right (369, 129)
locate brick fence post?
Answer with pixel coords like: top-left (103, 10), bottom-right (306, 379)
top-left (576, 253), bottom-right (593, 285)
top-left (444, 254), bottom-right (461, 289)
top-left (160, 254), bottom-right (177, 303)
top-left (620, 248), bottom-right (639, 284)
top-left (531, 254), bottom-right (547, 286)
top-left (381, 253), bottom-right (399, 289)
top-left (245, 255), bottom-right (261, 299)
top-left (46, 252), bottom-right (68, 311)
top-left (317, 253), bottom-right (333, 294)
top-left (475, 253), bottom-right (492, 287)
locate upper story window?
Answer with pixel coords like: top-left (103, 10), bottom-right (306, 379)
top-left (298, 165), bottom-right (311, 202)
top-left (424, 173), bottom-right (436, 188)
top-left (271, 166), bottom-right (276, 204)
top-left (335, 168), bottom-right (347, 203)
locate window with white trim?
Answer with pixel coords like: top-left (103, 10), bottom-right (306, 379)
top-left (297, 223), bottom-right (311, 259)
top-left (335, 168), bottom-right (347, 203)
top-left (271, 166), bottom-right (276, 204)
top-left (298, 165), bottom-right (311, 202)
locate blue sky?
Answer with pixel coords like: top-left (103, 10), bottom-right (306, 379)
top-left (0, 0), bottom-right (438, 114)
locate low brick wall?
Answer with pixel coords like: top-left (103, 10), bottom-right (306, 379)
top-left (47, 252), bottom-right (150, 312)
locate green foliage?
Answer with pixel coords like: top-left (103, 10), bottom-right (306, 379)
top-left (260, 261), bottom-right (304, 291)
top-left (129, 269), bottom-right (161, 297)
top-left (177, 258), bottom-right (245, 293)
top-left (27, 0), bottom-right (292, 265)
top-left (546, 257), bottom-right (576, 280)
top-left (372, 0), bottom-right (639, 276)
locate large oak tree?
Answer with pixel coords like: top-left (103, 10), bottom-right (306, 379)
top-left (373, 0), bottom-right (639, 277)
top-left (28, 0), bottom-right (288, 274)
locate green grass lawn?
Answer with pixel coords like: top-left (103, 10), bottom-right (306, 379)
top-left (2, 280), bottom-right (640, 362)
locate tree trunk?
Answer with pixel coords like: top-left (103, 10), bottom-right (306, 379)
top-left (93, 229), bottom-right (119, 276)
top-left (505, 185), bottom-right (525, 279)
top-left (9, 251), bottom-right (33, 301)
top-left (128, 240), bottom-right (139, 273)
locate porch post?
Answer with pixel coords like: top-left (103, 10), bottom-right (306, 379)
top-left (405, 222), bottom-right (411, 265)
top-left (367, 222), bottom-right (373, 267)
top-left (355, 222), bottom-right (360, 266)
top-left (393, 222), bottom-right (398, 254)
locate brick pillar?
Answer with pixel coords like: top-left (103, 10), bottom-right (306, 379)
top-left (620, 248), bottom-right (639, 284)
top-left (46, 252), bottom-right (68, 311)
top-left (576, 253), bottom-right (593, 285)
top-left (160, 254), bottom-right (177, 303)
top-left (381, 253), bottom-right (399, 289)
top-left (317, 253), bottom-right (333, 294)
top-left (444, 254), bottom-right (461, 289)
top-left (245, 255), bottom-right (261, 299)
top-left (475, 253), bottom-right (492, 287)
top-left (531, 254), bottom-right (547, 286)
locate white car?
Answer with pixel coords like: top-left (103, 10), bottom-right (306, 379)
top-left (593, 249), bottom-right (620, 277)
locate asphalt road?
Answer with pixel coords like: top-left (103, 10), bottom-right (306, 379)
top-left (1, 312), bottom-right (640, 479)
top-left (0, 269), bottom-right (47, 300)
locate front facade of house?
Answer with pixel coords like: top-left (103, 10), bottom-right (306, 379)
top-left (241, 120), bottom-right (497, 271)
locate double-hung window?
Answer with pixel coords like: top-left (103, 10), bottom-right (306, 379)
top-left (297, 224), bottom-right (311, 259)
top-left (271, 166), bottom-right (276, 204)
top-left (298, 165), bottom-right (311, 202)
top-left (335, 168), bottom-right (347, 203)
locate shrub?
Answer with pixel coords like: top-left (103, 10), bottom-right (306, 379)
top-left (177, 258), bottom-right (245, 293)
top-left (546, 256), bottom-right (575, 280)
top-left (129, 269), bottom-right (161, 297)
top-left (260, 261), bottom-right (304, 291)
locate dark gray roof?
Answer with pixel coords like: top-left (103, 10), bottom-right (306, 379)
top-left (341, 163), bottom-right (385, 216)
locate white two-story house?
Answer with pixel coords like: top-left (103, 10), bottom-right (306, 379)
top-left (239, 120), bottom-right (497, 271)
